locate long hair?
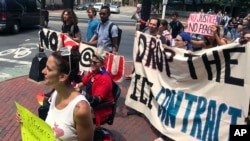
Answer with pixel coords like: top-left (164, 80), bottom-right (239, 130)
top-left (61, 9), bottom-right (78, 25)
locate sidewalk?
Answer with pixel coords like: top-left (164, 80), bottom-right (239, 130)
top-left (0, 62), bottom-right (160, 141)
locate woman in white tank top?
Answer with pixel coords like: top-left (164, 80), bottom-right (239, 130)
top-left (42, 46), bottom-right (94, 141)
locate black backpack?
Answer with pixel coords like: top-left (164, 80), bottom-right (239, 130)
top-left (29, 52), bottom-right (47, 82)
top-left (98, 22), bottom-right (122, 50)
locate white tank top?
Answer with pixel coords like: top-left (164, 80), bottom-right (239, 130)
top-left (45, 91), bottom-right (89, 141)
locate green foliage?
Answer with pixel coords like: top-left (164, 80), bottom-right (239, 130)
top-left (151, 0), bottom-right (162, 5)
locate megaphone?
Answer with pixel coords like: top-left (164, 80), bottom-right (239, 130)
top-left (131, 12), bottom-right (141, 21)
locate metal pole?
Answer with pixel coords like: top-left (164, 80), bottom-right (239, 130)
top-left (161, 0), bottom-right (168, 19)
top-left (161, 4), bottom-right (166, 19)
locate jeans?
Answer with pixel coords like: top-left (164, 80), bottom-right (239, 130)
top-left (230, 28), bottom-right (236, 40)
top-left (223, 26), bottom-right (229, 38)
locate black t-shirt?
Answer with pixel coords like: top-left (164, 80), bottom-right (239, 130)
top-left (61, 24), bottom-right (80, 38)
top-left (169, 20), bottom-right (184, 38)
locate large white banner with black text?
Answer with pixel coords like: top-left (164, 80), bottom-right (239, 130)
top-left (38, 28), bottom-right (124, 82)
top-left (125, 32), bottom-right (250, 141)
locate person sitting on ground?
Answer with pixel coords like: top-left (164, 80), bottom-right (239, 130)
top-left (61, 9), bottom-right (81, 43)
top-left (75, 49), bottom-right (114, 127)
top-left (17, 46), bottom-right (94, 141)
top-left (191, 25), bottom-right (227, 49)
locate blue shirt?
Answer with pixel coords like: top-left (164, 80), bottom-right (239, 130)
top-left (96, 20), bottom-right (118, 52)
top-left (86, 18), bottom-right (99, 42)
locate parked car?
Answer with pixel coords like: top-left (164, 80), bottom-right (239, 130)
top-left (75, 3), bottom-right (93, 10)
top-left (110, 5), bottom-right (120, 14)
top-left (93, 2), bottom-right (104, 12)
top-left (0, 0), bottom-right (49, 33)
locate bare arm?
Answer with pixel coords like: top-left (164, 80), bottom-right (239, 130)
top-left (83, 34), bottom-right (97, 46)
top-left (210, 25), bottom-right (227, 45)
top-left (111, 37), bottom-right (118, 54)
top-left (191, 40), bottom-right (206, 48)
top-left (72, 32), bottom-right (81, 43)
top-left (74, 100), bottom-right (94, 141)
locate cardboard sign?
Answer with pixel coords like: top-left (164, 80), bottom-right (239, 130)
top-left (186, 13), bottom-right (217, 35)
top-left (15, 102), bottom-right (55, 141)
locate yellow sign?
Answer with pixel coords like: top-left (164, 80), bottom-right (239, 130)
top-left (15, 102), bottom-right (55, 141)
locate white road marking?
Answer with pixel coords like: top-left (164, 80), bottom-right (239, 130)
top-left (0, 57), bottom-right (31, 65)
top-left (0, 73), bottom-right (12, 78)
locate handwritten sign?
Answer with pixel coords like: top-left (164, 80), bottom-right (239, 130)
top-left (15, 102), bottom-right (55, 141)
top-left (186, 13), bottom-right (217, 35)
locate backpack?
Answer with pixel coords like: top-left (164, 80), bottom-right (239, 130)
top-left (62, 24), bottom-right (81, 40)
top-left (98, 22), bottom-right (122, 50)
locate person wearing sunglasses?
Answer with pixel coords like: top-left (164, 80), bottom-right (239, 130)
top-left (75, 50), bottom-right (114, 127)
top-left (16, 46), bottom-right (94, 141)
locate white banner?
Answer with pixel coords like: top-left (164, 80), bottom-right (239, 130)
top-left (38, 28), bottom-right (124, 82)
top-left (125, 32), bottom-right (250, 141)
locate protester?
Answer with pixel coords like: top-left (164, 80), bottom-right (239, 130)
top-left (158, 19), bottom-right (172, 46)
top-left (190, 33), bottom-right (204, 51)
top-left (222, 12), bottom-right (230, 38)
top-left (242, 19), bottom-right (250, 31)
top-left (239, 30), bottom-right (250, 44)
top-left (191, 25), bottom-right (227, 49)
top-left (125, 17), bottom-right (169, 80)
top-left (61, 9), bottom-right (81, 43)
top-left (227, 17), bottom-right (235, 40)
top-left (17, 46), bottom-right (94, 141)
top-left (85, 6), bottom-right (99, 42)
top-left (169, 12), bottom-right (184, 39)
top-left (88, 6), bottom-right (119, 54)
top-left (75, 49), bottom-right (114, 127)
top-left (175, 32), bottom-right (193, 51)
top-left (231, 24), bottom-right (244, 43)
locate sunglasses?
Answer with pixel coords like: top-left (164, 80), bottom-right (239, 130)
top-left (60, 47), bottom-right (71, 75)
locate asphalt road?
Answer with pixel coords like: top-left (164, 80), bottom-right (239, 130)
top-left (0, 11), bottom-right (136, 82)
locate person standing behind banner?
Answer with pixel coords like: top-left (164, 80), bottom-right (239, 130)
top-left (61, 9), bottom-right (81, 43)
top-left (169, 12), bottom-right (184, 39)
top-left (87, 6), bottom-right (118, 54)
top-left (174, 32), bottom-right (193, 51)
top-left (85, 6), bottom-right (99, 42)
top-left (191, 25), bottom-right (227, 49)
top-left (158, 19), bottom-right (172, 46)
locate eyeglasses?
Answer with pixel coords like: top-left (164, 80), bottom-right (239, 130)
top-left (60, 47), bottom-right (71, 75)
top-left (91, 60), bottom-right (101, 65)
